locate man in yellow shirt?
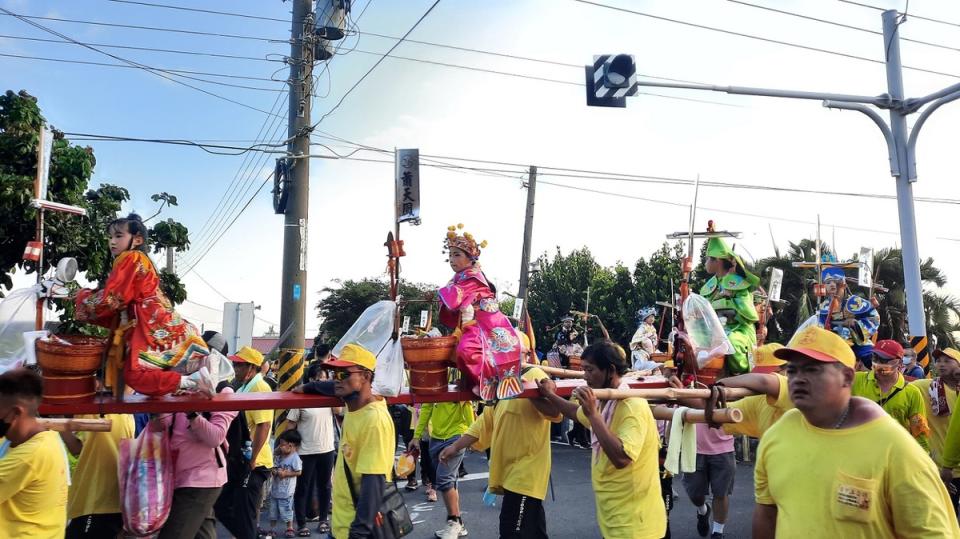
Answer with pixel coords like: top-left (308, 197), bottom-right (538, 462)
top-left (753, 326), bottom-right (959, 538)
top-left (61, 413), bottom-right (135, 538)
top-left (215, 346), bottom-right (273, 539)
top-left (300, 344), bottom-right (394, 539)
top-left (539, 340), bottom-right (666, 539)
top-left (851, 339), bottom-right (930, 451)
top-left (927, 348), bottom-right (960, 509)
top-left (0, 368), bottom-right (68, 538)
top-left (440, 365), bottom-right (561, 538)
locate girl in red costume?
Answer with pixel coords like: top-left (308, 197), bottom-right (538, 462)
top-left (74, 214), bottom-right (214, 397)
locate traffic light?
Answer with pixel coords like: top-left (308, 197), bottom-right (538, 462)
top-left (585, 54), bottom-right (638, 108)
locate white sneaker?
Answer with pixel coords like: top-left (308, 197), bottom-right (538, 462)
top-left (189, 366), bottom-right (216, 398)
top-left (435, 519), bottom-right (467, 538)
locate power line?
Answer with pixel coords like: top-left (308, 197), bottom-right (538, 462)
top-left (839, 0), bottom-right (960, 30)
top-left (191, 270), bottom-right (233, 302)
top-left (0, 8), bottom-right (285, 116)
top-left (63, 132), bottom-right (289, 156)
top-left (105, 0), bottom-right (290, 23)
top-left (0, 33), bottom-right (284, 63)
top-left (572, 0), bottom-right (960, 80)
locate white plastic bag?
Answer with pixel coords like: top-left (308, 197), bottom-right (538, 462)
top-left (332, 300), bottom-right (398, 359)
top-left (682, 294), bottom-right (734, 369)
top-left (372, 338), bottom-right (405, 397)
top-left (797, 314), bottom-right (820, 334)
top-left (0, 288), bottom-right (41, 371)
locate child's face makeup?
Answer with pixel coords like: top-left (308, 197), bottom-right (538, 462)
top-left (108, 226), bottom-right (143, 257)
top-left (448, 248), bottom-right (472, 272)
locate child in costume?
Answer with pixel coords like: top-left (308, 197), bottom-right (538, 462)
top-left (817, 261), bottom-right (880, 361)
top-left (74, 214), bottom-right (215, 397)
top-left (699, 237), bottom-right (759, 375)
top-left (630, 306), bottom-right (659, 370)
top-left (437, 224), bottom-right (523, 401)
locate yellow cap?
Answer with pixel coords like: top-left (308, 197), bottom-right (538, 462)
top-left (327, 343), bottom-right (377, 371)
top-left (774, 326), bottom-right (855, 368)
top-left (934, 348), bottom-right (960, 364)
top-left (229, 345), bottom-right (264, 367)
top-left (753, 343), bottom-right (786, 372)
top-left (662, 360), bottom-right (675, 369)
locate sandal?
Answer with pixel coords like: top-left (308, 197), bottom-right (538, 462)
top-left (285, 529), bottom-right (297, 538)
top-left (317, 521), bottom-right (331, 534)
top-left (297, 527), bottom-right (312, 537)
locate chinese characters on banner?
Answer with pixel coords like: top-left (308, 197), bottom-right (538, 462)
top-left (395, 148), bottom-right (421, 224)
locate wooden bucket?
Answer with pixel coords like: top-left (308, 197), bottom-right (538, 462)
top-left (36, 335), bottom-right (106, 404)
top-left (401, 336), bottom-right (457, 395)
top-left (568, 355), bottom-right (582, 370)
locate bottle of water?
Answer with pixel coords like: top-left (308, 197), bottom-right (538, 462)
top-left (242, 441), bottom-right (253, 461)
top-left (482, 487), bottom-right (497, 507)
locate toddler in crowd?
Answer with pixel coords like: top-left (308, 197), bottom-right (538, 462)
top-left (269, 430), bottom-right (303, 538)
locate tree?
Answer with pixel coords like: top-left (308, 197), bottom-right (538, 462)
top-left (314, 278), bottom-right (438, 344)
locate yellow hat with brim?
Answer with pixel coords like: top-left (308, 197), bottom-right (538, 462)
top-left (774, 326), bottom-right (855, 368)
top-left (934, 348), bottom-right (960, 364)
top-left (229, 345), bottom-right (264, 367)
top-left (326, 343), bottom-right (377, 371)
top-left (753, 343), bottom-right (786, 373)
top-left (662, 360), bottom-right (675, 369)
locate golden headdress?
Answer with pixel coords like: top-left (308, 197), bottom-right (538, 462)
top-left (444, 223), bottom-right (487, 260)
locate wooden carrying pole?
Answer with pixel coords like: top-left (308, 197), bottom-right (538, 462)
top-left (650, 406), bottom-right (742, 424)
top-left (38, 417), bottom-right (112, 432)
top-left (591, 386), bottom-right (756, 401)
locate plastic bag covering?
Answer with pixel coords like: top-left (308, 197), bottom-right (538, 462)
top-left (119, 426), bottom-right (174, 536)
top-left (332, 300), bottom-right (398, 359)
top-left (0, 287), bottom-right (40, 372)
top-left (797, 314), bottom-right (820, 334)
top-left (172, 348), bottom-right (235, 384)
top-left (373, 338), bottom-right (405, 397)
top-left (682, 294), bottom-right (734, 369)
top-left (395, 451), bottom-right (416, 478)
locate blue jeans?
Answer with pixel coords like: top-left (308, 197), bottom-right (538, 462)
top-left (429, 435), bottom-right (465, 493)
top-left (268, 496), bottom-right (294, 524)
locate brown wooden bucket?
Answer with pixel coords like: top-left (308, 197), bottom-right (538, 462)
top-left (401, 336), bottom-right (457, 395)
top-left (36, 335), bottom-right (106, 404)
top-left (568, 355), bottom-right (582, 370)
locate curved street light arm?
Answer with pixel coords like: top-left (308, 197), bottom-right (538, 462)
top-left (822, 100), bottom-right (898, 177)
top-left (906, 89), bottom-right (960, 180)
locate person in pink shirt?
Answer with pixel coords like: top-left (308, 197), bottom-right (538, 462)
top-left (155, 385), bottom-right (239, 539)
top-left (682, 423), bottom-right (736, 539)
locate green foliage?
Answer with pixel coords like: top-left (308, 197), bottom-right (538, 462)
top-left (150, 219), bottom-right (190, 254)
top-left (159, 269), bottom-right (187, 306)
top-left (315, 278), bottom-right (438, 342)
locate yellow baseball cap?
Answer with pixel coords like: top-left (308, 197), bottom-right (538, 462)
top-left (662, 360), bottom-right (675, 369)
top-left (753, 343), bottom-right (786, 373)
top-left (774, 326), bottom-right (855, 368)
top-left (229, 345), bottom-right (264, 367)
top-left (934, 348), bottom-right (960, 364)
top-left (326, 343), bottom-right (377, 371)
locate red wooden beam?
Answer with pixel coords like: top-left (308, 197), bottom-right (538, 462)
top-left (38, 378), bottom-right (668, 415)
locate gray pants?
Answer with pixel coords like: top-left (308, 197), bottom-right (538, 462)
top-left (159, 486), bottom-right (222, 539)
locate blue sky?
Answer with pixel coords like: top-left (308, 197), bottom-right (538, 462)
top-left (5, 0), bottom-right (960, 339)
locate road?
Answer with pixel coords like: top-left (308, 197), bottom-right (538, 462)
top-left (224, 441), bottom-right (757, 538)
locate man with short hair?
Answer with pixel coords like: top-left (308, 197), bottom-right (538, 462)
top-left (903, 345), bottom-right (926, 379)
top-left (214, 346), bottom-right (273, 539)
top-left (852, 339), bottom-right (930, 451)
top-left (297, 344), bottom-right (395, 539)
top-left (753, 326), bottom-right (959, 538)
top-left (0, 368), bottom-right (68, 538)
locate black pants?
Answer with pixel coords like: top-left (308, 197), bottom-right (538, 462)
top-left (420, 438), bottom-right (436, 485)
top-left (950, 478), bottom-right (960, 519)
top-left (65, 513), bottom-right (122, 538)
top-left (159, 486), bottom-right (221, 539)
top-left (499, 489), bottom-right (547, 539)
top-left (214, 466), bottom-right (270, 539)
top-left (295, 451), bottom-right (336, 527)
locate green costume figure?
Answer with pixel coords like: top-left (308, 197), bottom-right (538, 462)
top-left (698, 237), bottom-right (760, 375)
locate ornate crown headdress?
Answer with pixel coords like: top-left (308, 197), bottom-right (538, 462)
top-left (444, 223), bottom-right (487, 260)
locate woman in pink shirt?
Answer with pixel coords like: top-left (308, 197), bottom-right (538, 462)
top-left (155, 386), bottom-right (238, 539)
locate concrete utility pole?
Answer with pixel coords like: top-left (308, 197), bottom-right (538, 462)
top-left (278, 0), bottom-right (314, 389)
top-left (165, 218), bottom-right (175, 273)
top-left (517, 166), bottom-right (537, 314)
top-left (592, 9), bottom-right (960, 342)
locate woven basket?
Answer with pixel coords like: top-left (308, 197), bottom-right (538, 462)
top-left (36, 335), bottom-right (107, 375)
top-left (401, 336), bottom-right (457, 394)
top-left (568, 355), bottom-right (582, 370)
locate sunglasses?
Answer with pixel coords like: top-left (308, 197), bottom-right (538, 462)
top-left (871, 353), bottom-right (898, 365)
top-left (331, 369), bottom-right (367, 381)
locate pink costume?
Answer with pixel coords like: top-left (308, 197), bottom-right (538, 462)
top-left (439, 266), bottom-right (523, 401)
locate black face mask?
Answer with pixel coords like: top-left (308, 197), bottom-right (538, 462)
top-left (0, 413), bottom-right (14, 438)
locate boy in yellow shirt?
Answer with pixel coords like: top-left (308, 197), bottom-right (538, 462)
top-left (0, 368), bottom-right (68, 539)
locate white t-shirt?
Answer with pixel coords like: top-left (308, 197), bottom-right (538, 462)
top-left (288, 408), bottom-right (335, 455)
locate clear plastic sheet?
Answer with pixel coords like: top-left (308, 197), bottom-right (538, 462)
top-left (682, 294), bottom-right (734, 369)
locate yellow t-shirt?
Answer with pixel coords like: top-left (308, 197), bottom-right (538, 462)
top-left (912, 378), bottom-right (959, 476)
top-left (243, 377), bottom-right (275, 469)
top-left (756, 408), bottom-right (960, 538)
top-left (724, 374), bottom-right (793, 438)
top-left (576, 397), bottom-right (666, 539)
top-left (0, 431), bottom-right (68, 538)
top-left (852, 371), bottom-right (930, 451)
top-left (466, 367), bottom-right (561, 499)
top-left (67, 414), bottom-right (135, 519)
top-left (332, 398), bottom-right (395, 539)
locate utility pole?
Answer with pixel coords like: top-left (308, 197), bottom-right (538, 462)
top-left (165, 218), bottom-right (175, 273)
top-left (278, 0), bottom-right (314, 393)
top-left (517, 166), bottom-right (537, 323)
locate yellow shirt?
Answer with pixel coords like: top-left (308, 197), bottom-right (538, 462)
top-left (332, 398), bottom-right (395, 539)
top-left (0, 431), bottom-right (68, 538)
top-left (853, 371), bottom-right (930, 451)
top-left (413, 402), bottom-right (475, 441)
top-left (466, 367), bottom-right (561, 499)
top-left (912, 378), bottom-right (959, 476)
top-left (756, 408), bottom-right (959, 538)
top-left (724, 374), bottom-right (793, 438)
top-left (576, 397), bottom-right (666, 539)
top-left (244, 377), bottom-right (275, 469)
top-left (68, 414), bottom-right (135, 519)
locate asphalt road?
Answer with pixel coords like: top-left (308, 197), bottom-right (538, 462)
top-left (223, 441), bottom-right (757, 539)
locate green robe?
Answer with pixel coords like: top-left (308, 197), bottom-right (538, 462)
top-left (700, 273), bottom-right (759, 375)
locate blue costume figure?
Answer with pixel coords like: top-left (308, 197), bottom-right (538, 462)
top-left (817, 264), bottom-right (880, 360)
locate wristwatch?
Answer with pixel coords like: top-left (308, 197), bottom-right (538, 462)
top-left (186, 411), bottom-right (199, 421)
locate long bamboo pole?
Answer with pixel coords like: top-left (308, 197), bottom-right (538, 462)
top-left (650, 406), bottom-right (741, 424)
top-left (591, 386), bottom-right (756, 401)
top-left (39, 417), bottom-right (112, 432)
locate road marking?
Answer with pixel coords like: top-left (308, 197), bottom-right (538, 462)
top-left (458, 472), bottom-right (489, 482)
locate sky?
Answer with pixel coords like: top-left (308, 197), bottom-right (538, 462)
top-left (4, 0), bottom-right (960, 340)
